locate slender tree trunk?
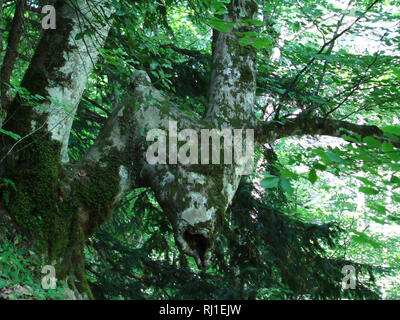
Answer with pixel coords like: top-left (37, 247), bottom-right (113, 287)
top-left (1, 0), bottom-right (26, 108)
top-left (0, 0), bottom-right (3, 127)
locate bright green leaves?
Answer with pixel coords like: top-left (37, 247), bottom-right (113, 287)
top-left (350, 230), bottom-right (381, 249)
top-left (237, 33), bottom-right (274, 50)
top-left (339, 128), bottom-right (400, 171)
top-left (1, 178), bottom-right (16, 191)
top-left (260, 174), bottom-right (280, 189)
top-left (313, 148), bottom-right (330, 164)
top-left (75, 27), bottom-right (96, 41)
top-left (202, 0), bottom-right (233, 32)
top-left (363, 136), bottom-right (381, 149)
top-left (355, 176), bottom-right (374, 186)
top-left (260, 170), bottom-right (294, 196)
top-left (203, 1), bottom-right (272, 50)
top-left (280, 178), bottom-right (294, 195)
top-left (242, 18), bottom-right (265, 27)
top-left (201, 0), bottom-right (230, 14)
top-left (382, 141), bottom-right (400, 161)
top-left (206, 18), bottom-right (272, 51)
top-left (390, 175), bottom-right (400, 189)
top-left (313, 147), bottom-right (346, 165)
top-left (149, 59), bottom-right (174, 90)
top-left (382, 141), bottom-right (394, 153)
top-left (99, 47), bottom-right (136, 80)
top-left (0, 128), bottom-right (21, 141)
top-left (325, 151), bottom-right (346, 164)
top-left (207, 17), bottom-right (236, 32)
top-left (392, 193), bottom-right (400, 203)
top-left (382, 125), bottom-right (400, 136)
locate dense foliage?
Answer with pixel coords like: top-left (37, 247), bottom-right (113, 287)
top-left (1, 0), bottom-right (400, 299)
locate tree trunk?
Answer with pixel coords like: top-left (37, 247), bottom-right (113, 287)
top-left (1, 0), bottom-right (26, 108)
top-left (0, 0), bottom-right (3, 127)
top-left (2, 0), bottom-right (114, 299)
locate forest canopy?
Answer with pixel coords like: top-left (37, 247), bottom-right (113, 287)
top-left (0, 0), bottom-right (399, 300)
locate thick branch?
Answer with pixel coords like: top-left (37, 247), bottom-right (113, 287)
top-left (3, 0), bottom-right (114, 163)
top-left (78, 70), bottom-right (249, 270)
top-left (205, 0), bottom-right (258, 128)
top-left (257, 114), bottom-right (399, 147)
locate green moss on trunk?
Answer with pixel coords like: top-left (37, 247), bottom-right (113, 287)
top-left (5, 129), bottom-right (65, 255)
top-left (3, 129), bottom-right (124, 299)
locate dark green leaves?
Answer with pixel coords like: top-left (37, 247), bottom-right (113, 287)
top-left (359, 186), bottom-right (379, 195)
top-left (308, 168), bottom-right (318, 184)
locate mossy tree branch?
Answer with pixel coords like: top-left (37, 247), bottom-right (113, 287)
top-left (256, 113), bottom-right (400, 147)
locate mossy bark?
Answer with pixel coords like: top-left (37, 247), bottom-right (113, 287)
top-left (206, 0), bottom-right (258, 128)
top-left (2, 119), bottom-right (128, 299)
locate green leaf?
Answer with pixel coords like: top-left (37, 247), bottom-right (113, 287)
top-left (313, 162), bottom-right (327, 171)
top-left (387, 215), bottom-right (400, 224)
top-left (314, 148), bottom-right (330, 164)
top-left (382, 141), bottom-right (394, 153)
top-left (308, 169), bottom-right (318, 184)
top-left (115, 9), bottom-right (126, 16)
top-left (75, 32), bottom-right (84, 40)
top-left (390, 176), bottom-right (400, 190)
top-left (150, 60), bottom-right (159, 70)
top-left (382, 125), bottom-right (400, 136)
top-left (207, 17), bottom-right (235, 32)
top-left (280, 168), bottom-right (297, 179)
top-left (326, 151), bottom-right (345, 164)
top-left (280, 178), bottom-right (293, 195)
top-left (2, 178), bottom-right (16, 191)
top-left (0, 128), bottom-right (21, 141)
top-left (260, 176), bottom-right (280, 189)
top-left (382, 142), bottom-right (400, 161)
top-left (139, 129), bottom-right (146, 137)
top-left (355, 176), bottom-right (374, 186)
top-left (251, 37), bottom-right (273, 50)
top-left (388, 152), bottom-right (400, 162)
top-left (359, 186), bottom-right (379, 195)
top-left (363, 136), bottom-right (381, 149)
top-left (351, 231), bottom-right (381, 249)
top-left (367, 203), bottom-right (387, 215)
top-left (238, 34), bottom-right (273, 50)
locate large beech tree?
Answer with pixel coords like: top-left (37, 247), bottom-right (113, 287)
top-left (1, 0), bottom-right (399, 298)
